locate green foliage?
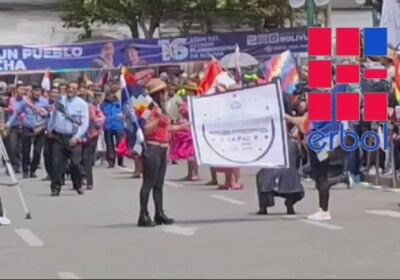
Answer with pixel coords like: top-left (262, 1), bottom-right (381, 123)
top-left (61, 0), bottom-right (297, 39)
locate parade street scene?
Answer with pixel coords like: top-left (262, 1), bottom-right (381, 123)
top-left (1, 0), bottom-right (400, 279)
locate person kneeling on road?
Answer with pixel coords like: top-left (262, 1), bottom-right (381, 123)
top-left (256, 138), bottom-right (304, 216)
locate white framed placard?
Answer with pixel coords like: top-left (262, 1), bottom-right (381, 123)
top-left (188, 82), bottom-right (289, 168)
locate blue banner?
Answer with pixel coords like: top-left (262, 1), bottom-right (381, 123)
top-left (0, 27), bottom-right (307, 73)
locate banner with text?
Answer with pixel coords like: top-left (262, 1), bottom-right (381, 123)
top-left (189, 83), bottom-right (289, 168)
top-left (0, 28), bottom-right (307, 73)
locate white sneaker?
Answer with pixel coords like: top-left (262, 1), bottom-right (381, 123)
top-left (0, 216), bottom-right (11, 225)
top-left (307, 209), bottom-right (332, 221)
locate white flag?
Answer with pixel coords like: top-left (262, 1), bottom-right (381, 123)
top-left (380, 0), bottom-right (400, 48)
top-left (41, 71), bottom-right (51, 91)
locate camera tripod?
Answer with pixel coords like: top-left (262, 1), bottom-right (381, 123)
top-left (0, 135), bottom-right (32, 220)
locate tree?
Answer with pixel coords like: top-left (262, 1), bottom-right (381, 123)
top-left (61, 0), bottom-right (298, 39)
top-left (238, 0), bottom-right (293, 31)
top-left (61, 0), bottom-right (96, 39)
top-left (62, 0), bottom-right (169, 39)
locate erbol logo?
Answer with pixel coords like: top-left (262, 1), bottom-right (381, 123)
top-left (307, 27), bottom-right (390, 153)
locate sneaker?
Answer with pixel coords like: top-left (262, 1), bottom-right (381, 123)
top-left (307, 209), bottom-right (332, 221)
top-left (0, 215), bottom-right (11, 225)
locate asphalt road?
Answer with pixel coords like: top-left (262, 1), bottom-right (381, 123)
top-left (1, 161), bottom-right (400, 279)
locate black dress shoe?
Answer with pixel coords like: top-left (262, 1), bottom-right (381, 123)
top-left (41, 176), bottom-right (50, 181)
top-left (154, 212), bottom-right (175, 225)
top-left (257, 207), bottom-right (268, 215)
top-left (285, 199), bottom-right (296, 215)
top-left (138, 213), bottom-right (156, 227)
top-left (75, 188), bottom-right (84, 195)
top-left (23, 173), bottom-right (29, 179)
top-left (51, 190), bottom-right (60, 196)
top-left (30, 172), bottom-right (38, 178)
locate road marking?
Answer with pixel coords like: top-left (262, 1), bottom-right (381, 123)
top-left (165, 181), bottom-right (183, 188)
top-left (365, 210), bottom-right (400, 218)
top-left (210, 194), bottom-right (247, 205)
top-left (300, 220), bottom-right (344, 230)
top-left (383, 188), bottom-right (400, 193)
top-left (161, 225), bottom-right (197, 236)
top-left (14, 228), bottom-right (44, 247)
top-left (58, 272), bottom-right (81, 279)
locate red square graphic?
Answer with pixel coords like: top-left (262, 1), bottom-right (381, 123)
top-left (308, 93), bottom-right (332, 121)
top-left (308, 60), bottom-right (332, 88)
top-left (336, 93), bottom-right (360, 121)
top-left (336, 65), bottom-right (360, 84)
top-left (364, 69), bottom-right (388, 80)
top-left (336, 28), bottom-right (360, 56)
top-left (308, 28), bottom-right (332, 56)
top-left (364, 93), bottom-right (388, 121)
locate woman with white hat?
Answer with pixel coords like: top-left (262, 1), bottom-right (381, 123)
top-left (138, 78), bottom-right (188, 227)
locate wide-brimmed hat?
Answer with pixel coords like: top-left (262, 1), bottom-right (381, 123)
top-left (181, 81), bottom-right (199, 92)
top-left (145, 78), bottom-right (167, 95)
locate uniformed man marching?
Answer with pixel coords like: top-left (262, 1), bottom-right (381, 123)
top-left (47, 81), bottom-right (89, 196)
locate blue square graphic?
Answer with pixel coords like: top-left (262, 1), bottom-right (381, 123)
top-left (364, 28), bottom-right (387, 56)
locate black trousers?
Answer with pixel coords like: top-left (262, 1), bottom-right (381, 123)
top-left (258, 191), bottom-right (304, 208)
top-left (104, 130), bottom-right (124, 166)
top-left (309, 149), bottom-right (331, 212)
top-left (82, 138), bottom-right (98, 187)
top-left (9, 127), bottom-right (22, 173)
top-left (256, 168), bottom-right (304, 208)
top-left (140, 145), bottom-right (167, 214)
top-left (21, 127), bottom-right (45, 174)
top-left (43, 135), bottom-right (53, 177)
top-left (50, 133), bottom-right (83, 193)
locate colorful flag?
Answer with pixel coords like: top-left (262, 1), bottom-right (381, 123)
top-left (198, 58), bottom-right (236, 95)
top-left (41, 70), bottom-right (51, 91)
top-left (395, 57), bottom-right (400, 104)
top-left (121, 67), bottom-right (153, 119)
top-left (261, 50), bottom-right (299, 94)
top-left (120, 67), bottom-right (147, 156)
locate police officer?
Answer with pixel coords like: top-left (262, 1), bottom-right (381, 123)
top-left (6, 85), bottom-right (49, 178)
top-left (6, 84), bottom-right (26, 174)
top-left (42, 86), bottom-right (60, 181)
top-left (48, 81), bottom-right (89, 196)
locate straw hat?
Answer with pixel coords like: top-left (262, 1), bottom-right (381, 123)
top-left (181, 81), bottom-right (199, 92)
top-left (145, 78), bottom-right (167, 95)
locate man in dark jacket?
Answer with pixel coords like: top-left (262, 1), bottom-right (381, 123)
top-left (101, 91), bottom-right (125, 168)
top-left (256, 92), bottom-right (304, 215)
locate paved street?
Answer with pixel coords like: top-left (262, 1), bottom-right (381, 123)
top-left (1, 161), bottom-right (400, 279)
